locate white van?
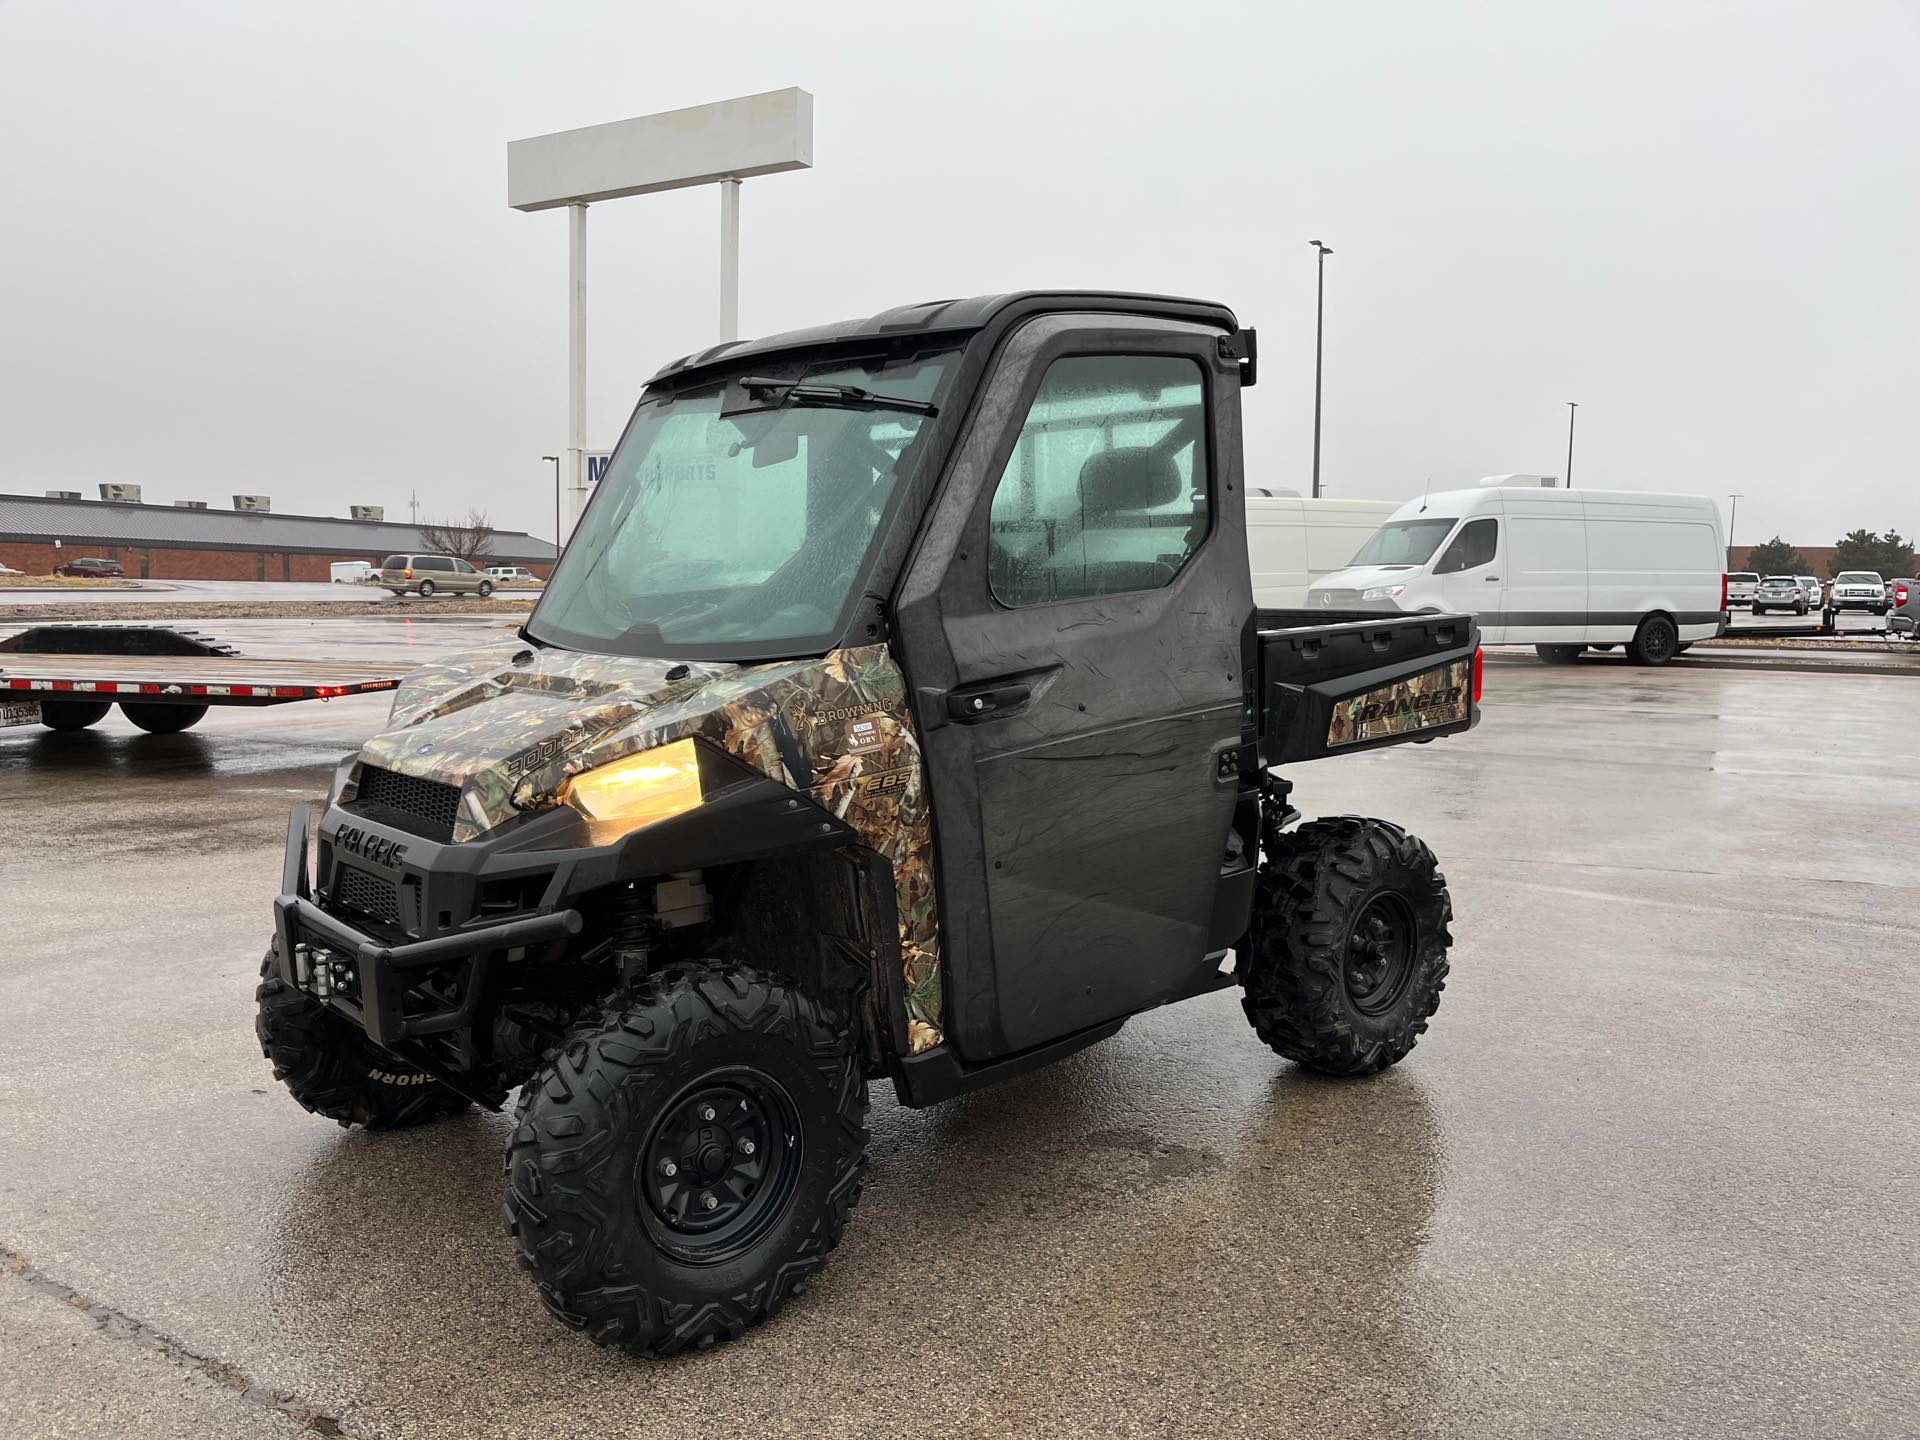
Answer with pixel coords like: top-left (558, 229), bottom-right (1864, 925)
top-left (1305, 485), bottom-right (1726, 665)
top-left (1245, 493), bottom-right (1398, 607)
top-left (329, 560), bottom-right (373, 584)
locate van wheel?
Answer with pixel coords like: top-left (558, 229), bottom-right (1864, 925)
top-left (1535, 644), bottom-right (1583, 664)
top-left (416, 579), bottom-right (436, 597)
top-left (1240, 818), bottom-right (1451, 1076)
top-left (40, 700), bottom-right (111, 731)
top-left (1629, 614), bottom-right (1679, 666)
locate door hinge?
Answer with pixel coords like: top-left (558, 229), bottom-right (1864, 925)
top-left (1218, 328), bottom-right (1258, 388)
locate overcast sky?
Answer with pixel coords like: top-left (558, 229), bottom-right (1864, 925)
top-left (2, 1), bottom-right (1914, 548)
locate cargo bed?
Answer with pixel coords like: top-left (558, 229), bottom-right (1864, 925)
top-left (1255, 608), bottom-right (1480, 765)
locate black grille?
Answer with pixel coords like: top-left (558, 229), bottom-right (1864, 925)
top-left (333, 865), bottom-right (401, 926)
top-left (353, 766), bottom-right (460, 840)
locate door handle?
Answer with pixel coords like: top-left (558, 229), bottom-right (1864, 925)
top-left (946, 683), bottom-right (1031, 722)
top-left (1484, 575), bottom-right (1501, 581)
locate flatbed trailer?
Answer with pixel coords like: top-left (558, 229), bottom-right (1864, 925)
top-left (0, 625), bottom-right (404, 734)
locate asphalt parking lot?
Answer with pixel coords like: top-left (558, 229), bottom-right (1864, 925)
top-left (2, 619), bottom-right (1916, 1439)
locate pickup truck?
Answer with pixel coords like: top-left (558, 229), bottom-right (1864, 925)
top-left (254, 291), bottom-right (1482, 1358)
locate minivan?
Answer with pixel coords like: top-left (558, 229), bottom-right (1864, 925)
top-left (1306, 484), bottom-right (1726, 665)
top-left (377, 554), bottom-right (493, 597)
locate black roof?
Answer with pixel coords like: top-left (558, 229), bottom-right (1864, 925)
top-left (649, 291), bottom-right (1240, 386)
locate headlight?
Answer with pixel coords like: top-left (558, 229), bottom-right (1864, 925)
top-left (560, 738), bottom-right (704, 843)
top-left (1361, 584), bottom-right (1406, 602)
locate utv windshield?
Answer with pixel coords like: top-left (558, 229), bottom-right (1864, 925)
top-left (1348, 517), bottom-right (1459, 568)
top-left (528, 351), bottom-right (955, 660)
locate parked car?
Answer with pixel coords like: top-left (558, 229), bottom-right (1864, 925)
top-left (52, 556), bottom-right (125, 578)
top-left (1310, 483), bottom-right (1724, 665)
top-left (1751, 575), bottom-right (1807, 615)
top-left (1725, 572), bottom-right (1759, 607)
top-left (485, 565), bottom-right (538, 583)
top-left (1829, 571), bottom-right (1887, 614)
top-left (1796, 575), bottom-right (1823, 610)
top-left (377, 554), bottom-right (493, 597)
top-left (0, 561), bottom-right (20, 575)
top-left (1888, 578), bottom-right (1917, 638)
top-left (329, 560), bottom-right (374, 584)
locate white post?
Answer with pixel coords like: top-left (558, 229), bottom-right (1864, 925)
top-left (566, 202), bottom-right (589, 531)
top-left (718, 178), bottom-right (741, 341)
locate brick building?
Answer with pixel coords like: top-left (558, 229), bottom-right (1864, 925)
top-left (0, 493), bottom-right (557, 581)
top-left (1726, 545), bottom-right (1844, 576)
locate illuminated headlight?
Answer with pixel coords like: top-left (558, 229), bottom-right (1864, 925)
top-left (560, 738), bottom-right (704, 844)
top-left (1361, 584), bottom-right (1407, 602)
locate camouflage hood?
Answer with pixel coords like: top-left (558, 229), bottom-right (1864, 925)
top-left (346, 638), bottom-right (946, 1049)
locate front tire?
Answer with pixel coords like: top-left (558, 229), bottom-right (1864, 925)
top-left (1240, 818), bottom-right (1452, 1076)
top-left (1629, 613), bottom-right (1679, 665)
top-left (255, 949), bottom-right (470, 1129)
top-left (40, 700), bottom-right (111, 731)
top-left (506, 964), bottom-right (868, 1357)
top-left (121, 702), bottom-right (207, 733)
top-left (476, 579), bottom-right (494, 597)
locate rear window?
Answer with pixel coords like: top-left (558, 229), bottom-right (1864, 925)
top-left (382, 555), bottom-right (408, 569)
top-left (1729, 573), bottom-right (1758, 583)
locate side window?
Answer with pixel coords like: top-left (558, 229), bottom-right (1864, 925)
top-left (428, 557), bottom-right (454, 572)
top-left (987, 354), bottom-right (1209, 609)
top-left (453, 559), bottom-right (477, 573)
top-left (1434, 517), bottom-right (1498, 574)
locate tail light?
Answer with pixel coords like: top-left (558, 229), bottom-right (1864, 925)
top-left (1472, 646), bottom-right (1484, 704)
top-left (404, 568), bottom-right (414, 579)
top-left (1720, 573), bottom-right (1729, 611)
top-left (1897, 583), bottom-right (1909, 607)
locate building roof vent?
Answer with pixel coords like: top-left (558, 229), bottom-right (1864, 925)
top-left (1478, 473), bottom-right (1560, 488)
top-left (173, 499), bottom-right (209, 509)
top-left (100, 483), bottom-right (144, 502)
top-left (232, 494), bottom-right (271, 512)
top-left (349, 505), bottom-right (385, 521)
top-left (45, 489), bottom-right (81, 500)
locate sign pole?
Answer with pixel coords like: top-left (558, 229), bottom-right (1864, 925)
top-left (719, 178), bottom-right (741, 342)
top-left (567, 202), bottom-right (588, 531)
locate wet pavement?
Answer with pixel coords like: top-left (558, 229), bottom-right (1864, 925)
top-left (10, 580), bottom-right (538, 605)
top-left (1, 624), bottom-right (1916, 1439)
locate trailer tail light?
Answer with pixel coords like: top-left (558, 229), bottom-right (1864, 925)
top-left (1472, 646), bottom-right (1484, 704)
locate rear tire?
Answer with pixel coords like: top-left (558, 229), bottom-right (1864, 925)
top-left (1535, 644), bottom-right (1583, 664)
top-left (39, 700), bottom-right (111, 731)
top-left (506, 963), bottom-right (869, 1357)
top-left (1240, 818), bottom-right (1452, 1076)
top-left (416, 578), bottom-right (436, 597)
top-left (121, 702), bottom-right (207, 734)
top-left (476, 579), bottom-right (494, 597)
top-left (1629, 614), bottom-right (1679, 666)
top-left (255, 948), bottom-right (470, 1130)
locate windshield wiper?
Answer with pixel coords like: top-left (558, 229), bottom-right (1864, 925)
top-left (735, 376), bottom-right (938, 417)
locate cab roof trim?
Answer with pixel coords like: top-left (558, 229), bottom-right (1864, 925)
top-left (648, 291), bottom-right (1240, 386)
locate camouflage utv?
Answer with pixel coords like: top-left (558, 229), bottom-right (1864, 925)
top-left (258, 293), bottom-right (1481, 1355)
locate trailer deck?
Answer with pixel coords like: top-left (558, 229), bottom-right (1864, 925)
top-left (0, 625), bottom-right (407, 732)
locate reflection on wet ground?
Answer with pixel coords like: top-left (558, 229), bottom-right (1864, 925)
top-left (1, 629), bottom-right (1916, 1438)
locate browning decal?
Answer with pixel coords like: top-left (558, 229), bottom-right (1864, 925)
top-left (1327, 659), bottom-right (1472, 747)
top-left (349, 641), bottom-right (947, 1050)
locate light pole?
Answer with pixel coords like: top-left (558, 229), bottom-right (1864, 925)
top-left (1727, 493), bottom-right (1743, 567)
top-left (544, 456), bottom-right (561, 569)
top-left (1565, 402), bottom-right (1578, 489)
top-left (1309, 240), bottom-right (1333, 499)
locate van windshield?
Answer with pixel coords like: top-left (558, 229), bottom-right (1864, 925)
top-left (1348, 518), bottom-right (1459, 568)
top-left (529, 350), bottom-right (955, 660)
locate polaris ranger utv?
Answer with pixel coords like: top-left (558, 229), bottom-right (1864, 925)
top-left (259, 292), bottom-right (1481, 1356)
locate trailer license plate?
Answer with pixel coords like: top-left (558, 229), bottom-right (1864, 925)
top-left (1327, 659), bottom-right (1471, 747)
top-left (1, 700), bottom-right (41, 729)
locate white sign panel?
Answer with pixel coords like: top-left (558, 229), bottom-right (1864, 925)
top-left (508, 88), bottom-right (813, 211)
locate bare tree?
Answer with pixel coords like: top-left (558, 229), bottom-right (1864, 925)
top-left (418, 508), bottom-right (496, 565)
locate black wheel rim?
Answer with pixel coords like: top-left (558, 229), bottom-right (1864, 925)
top-left (1345, 891), bottom-right (1418, 1017)
top-left (1644, 623), bottom-right (1674, 660)
top-left (637, 1068), bottom-right (802, 1265)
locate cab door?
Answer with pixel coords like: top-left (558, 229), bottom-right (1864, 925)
top-left (894, 317), bottom-right (1248, 1060)
top-left (1431, 513), bottom-right (1505, 640)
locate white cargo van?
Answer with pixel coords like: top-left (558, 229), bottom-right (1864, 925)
top-left (1244, 493), bottom-right (1398, 607)
top-left (1306, 485), bottom-right (1726, 665)
top-left (329, 560), bottom-right (373, 584)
